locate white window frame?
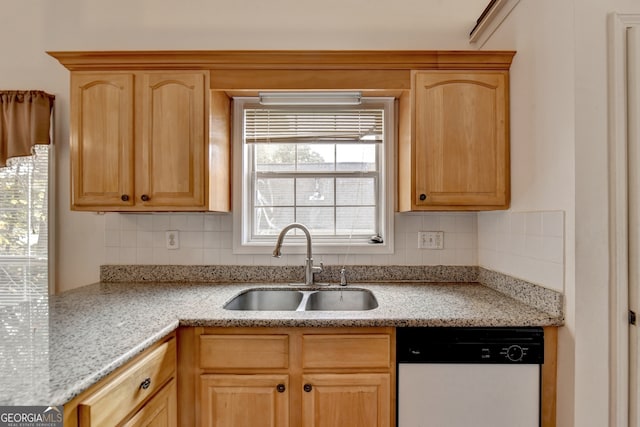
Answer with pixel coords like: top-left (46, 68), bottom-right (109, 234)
top-left (232, 97), bottom-right (395, 255)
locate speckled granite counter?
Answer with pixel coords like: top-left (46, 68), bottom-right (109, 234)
top-left (0, 280), bottom-right (563, 407)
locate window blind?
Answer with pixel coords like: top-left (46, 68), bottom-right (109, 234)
top-left (244, 108), bottom-right (384, 143)
top-left (0, 145), bottom-right (48, 306)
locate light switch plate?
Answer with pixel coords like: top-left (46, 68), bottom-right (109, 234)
top-left (418, 231), bottom-right (444, 249)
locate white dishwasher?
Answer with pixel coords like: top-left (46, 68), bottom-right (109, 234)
top-left (397, 327), bottom-right (544, 427)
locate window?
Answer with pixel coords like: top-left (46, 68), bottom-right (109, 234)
top-left (233, 97), bottom-right (394, 254)
top-left (0, 145), bottom-right (49, 306)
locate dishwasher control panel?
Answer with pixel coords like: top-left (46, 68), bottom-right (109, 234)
top-left (396, 327), bottom-right (544, 364)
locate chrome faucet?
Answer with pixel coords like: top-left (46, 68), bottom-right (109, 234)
top-left (273, 223), bottom-right (323, 285)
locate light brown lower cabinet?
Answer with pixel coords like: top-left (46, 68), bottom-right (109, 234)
top-left (200, 374), bottom-right (289, 427)
top-left (187, 327), bottom-right (395, 427)
top-left (63, 334), bottom-right (177, 427)
top-left (301, 373), bottom-right (390, 427)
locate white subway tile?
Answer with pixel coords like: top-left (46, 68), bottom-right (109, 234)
top-left (152, 248), bottom-right (171, 264)
top-left (219, 251), bottom-right (239, 265)
top-left (136, 231), bottom-right (153, 248)
top-left (542, 236), bottom-right (564, 264)
top-left (220, 232), bottom-right (233, 249)
top-left (456, 248), bottom-right (476, 265)
top-left (543, 211), bottom-right (564, 237)
top-left (396, 214), bottom-right (423, 232)
top-left (439, 249), bottom-right (457, 265)
top-left (405, 249), bottom-right (422, 265)
top-left (181, 231), bottom-right (204, 249)
top-left (170, 214), bottom-right (189, 230)
top-left (252, 255), bottom-right (273, 265)
top-left (104, 213), bottom-right (121, 231)
top-left (120, 230), bottom-right (137, 247)
top-left (152, 214), bottom-right (171, 231)
top-left (136, 248), bottom-right (153, 264)
top-left (455, 215), bottom-right (475, 233)
top-left (386, 249), bottom-right (406, 265)
top-left (511, 212), bottom-right (526, 235)
top-left (105, 247), bottom-right (120, 264)
top-left (203, 232), bottom-right (222, 249)
top-left (525, 212), bottom-right (543, 236)
top-left (119, 247), bottom-right (137, 264)
top-left (104, 230), bottom-right (120, 247)
top-left (203, 249), bottom-right (221, 264)
top-left (120, 214), bottom-right (138, 231)
top-left (136, 215), bottom-right (153, 231)
top-left (509, 234), bottom-right (526, 257)
top-left (204, 214), bottom-right (222, 231)
top-left (152, 232), bottom-right (166, 248)
top-left (439, 215), bottom-right (457, 232)
top-left (405, 232), bottom-right (419, 249)
top-left (219, 214), bottom-right (233, 231)
top-left (524, 235), bottom-right (544, 259)
top-left (185, 214), bottom-right (204, 231)
top-left (421, 250), bottom-right (441, 265)
top-left (450, 233), bottom-right (475, 249)
top-left (421, 214), bottom-right (441, 230)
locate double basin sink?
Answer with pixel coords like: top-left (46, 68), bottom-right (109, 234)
top-left (224, 288), bottom-right (378, 311)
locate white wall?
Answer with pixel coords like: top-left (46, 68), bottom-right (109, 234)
top-left (481, 0), bottom-right (640, 426)
top-left (478, 1), bottom-right (576, 425)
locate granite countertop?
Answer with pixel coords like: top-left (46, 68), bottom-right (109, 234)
top-left (0, 280), bottom-right (563, 407)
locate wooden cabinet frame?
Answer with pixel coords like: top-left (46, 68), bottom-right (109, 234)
top-left (49, 50), bottom-right (514, 212)
top-left (184, 327), bottom-right (396, 427)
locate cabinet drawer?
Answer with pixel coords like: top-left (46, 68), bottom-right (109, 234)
top-left (122, 378), bottom-right (177, 427)
top-left (302, 334), bottom-right (391, 369)
top-left (78, 338), bottom-right (176, 427)
top-left (200, 335), bottom-right (289, 369)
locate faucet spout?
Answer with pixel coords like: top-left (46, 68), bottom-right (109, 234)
top-left (272, 223), bottom-right (323, 285)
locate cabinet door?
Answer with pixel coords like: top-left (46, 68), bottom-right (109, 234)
top-left (200, 374), bottom-right (289, 427)
top-left (138, 72), bottom-right (207, 208)
top-left (122, 379), bottom-right (177, 427)
top-left (414, 71), bottom-right (509, 208)
top-left (301, 373), bottom-right (390, 427)
top-left (70, 72), bottom-right (135, 209)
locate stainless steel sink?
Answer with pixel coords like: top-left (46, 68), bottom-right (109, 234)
top-left (223, 289), bottom-right (303, 311)
top-left (304, 288), bottom-right (378, 311)
top-left (223, 288), bottom-right (378, 311)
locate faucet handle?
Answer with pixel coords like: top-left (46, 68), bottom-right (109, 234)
top-left (312, 262), bottom-right (323, 274)
top-left (340, 268), bottom-right (347, 286)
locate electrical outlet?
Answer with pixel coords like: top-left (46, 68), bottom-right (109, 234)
top-left (166, 230), bottom-right (180, 249)
top-left (418, 231), bottom-right (444, 249)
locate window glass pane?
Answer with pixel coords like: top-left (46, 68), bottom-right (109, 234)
top-left (0, 145), bottom-right (48, 306)
top-left (296, 207), bottom-right (335, 235)
top-left (336, 144), bottom-right (376, 171)
top-left (255, 178), bottom-right (294, 206)
top-left (296, 178), bottom-right (334, 206)
top-left (336, 207), bottom-right (375, 235)
top-left (254, 207), bottom-right (294, 235)
top-left (336, 177), bottom-right (376, 205)
top-left (296, 144), bottom-right (335, 171)
top-left (255, 144), bottom-right (296, 172)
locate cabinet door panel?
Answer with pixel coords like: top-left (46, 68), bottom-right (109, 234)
top-left (414, 71), bottom-right (508, 207)
top-left (302, 373), bottom-right (390, 427)
top-left (139, 72), bottom-right (207, 208)
top-left (200, 374), bottom-right (289, 427)
top-left (70, 73), bottom-right (134, 208)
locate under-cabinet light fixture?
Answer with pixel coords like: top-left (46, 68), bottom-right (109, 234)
top-left (258, 91), bottom-right (362, 106)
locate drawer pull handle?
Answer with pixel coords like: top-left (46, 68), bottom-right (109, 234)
top-left (276, 384), bottom-right (286, 393)
top-left (140, 378), bottom-right (152, 390)
top-left (419, 193), bottom-right (427, 201)
top-left (303, 384), bottom-right (312, 392)
top-left (121, 194), bottom-right (129, 202)
top-left (141, 194), bottom-right (150, 202)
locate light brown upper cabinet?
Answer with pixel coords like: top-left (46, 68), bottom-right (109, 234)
top-left (69, 71), bottom-right (215, 211)
top-left (398, 70), bottom-right (510, 211)
top-left (51, 50), bottom-right (513, 212)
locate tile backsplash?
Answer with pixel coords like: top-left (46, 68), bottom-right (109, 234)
top-left (104, 212), bottom-right (478, 267)
top-left (477, 211), bottom-right (564, 292)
